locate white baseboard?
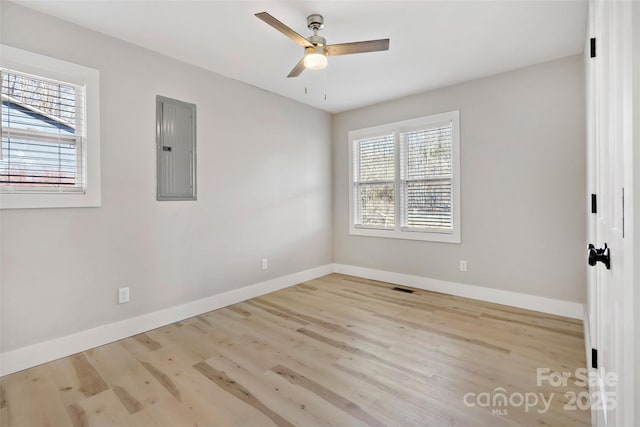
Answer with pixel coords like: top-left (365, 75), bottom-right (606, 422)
top-left (0, 264), bottom-right (333, 376)
top-left (333, 264), bottom-right (584, 319)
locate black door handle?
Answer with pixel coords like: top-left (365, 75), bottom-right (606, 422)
top-left (588, 243), bottom-right (610, 269)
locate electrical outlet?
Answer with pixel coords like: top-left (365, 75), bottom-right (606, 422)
top-left (118, 287), bottom-right (130, 304)
top-left (459, 260), bottom-right (467, 272)
top-left (262, 258), bottom-right (268, 270)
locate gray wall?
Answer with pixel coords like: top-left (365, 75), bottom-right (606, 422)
top-left (0, 3), bottom-right (332, 352)
top-left (332, 55), bottom-right (586, 303)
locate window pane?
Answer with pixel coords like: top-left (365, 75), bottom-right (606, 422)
top-left (1, 72), bottom-right (80, 135)
top-left (403, 125), bottom-right (452, 179)
top-left (357, 134), bottom-right (394, 182)
top-left (358, 183), bottom-right (394, 227)
top-left (1, 135), bottom-right (79, 187)
top-left (405, 179), bottom-right (452, 230)
top-left (1, 68), bottom-right (85, 192)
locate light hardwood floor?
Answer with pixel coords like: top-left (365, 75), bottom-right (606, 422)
top-left (0, 274), bottom-right (590, 426)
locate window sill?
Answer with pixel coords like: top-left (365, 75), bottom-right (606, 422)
top-left (350, 225), bottom-right (461, 243)
top-left (0, 191), bottom-right (101, 209)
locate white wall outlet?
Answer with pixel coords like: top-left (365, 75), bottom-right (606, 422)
top-left (262, 258), bottom-right (268, 270)
top-left (459, 260), bottom-right (468, 272)
top-left (118, 287), bottom-right (130, 304)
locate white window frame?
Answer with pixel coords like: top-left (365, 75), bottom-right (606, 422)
top-left (348, 111), bottom-right (460, 243)
top-left (0, 45), bottom-right (100, 209)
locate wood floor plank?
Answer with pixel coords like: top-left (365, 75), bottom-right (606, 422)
top-left (83, 343), bottom-right (174, 413)
top-left (298, 327), bottom-right (436, 382)
top-left (0, 382), bottom-right (6, 409)
top-left (270, 289), bottom-right (443, 350)
top-left (2, 365), bottom-right (73, 427)
top-left (193, 361), bottom-right (295, 427)
top-left (132, 333), bottom-right (163, 351)
top-left (67, 389), bottom-right (132, 427)
top-left (134, 346), bottom-right (276, 426)
top-left (375, 311), bottom-right (512, 354)
top-left (203, 319), bottom-right (438, 426)
top-left (139, 361), bottom-right (181, 402)
top-left (249, 298), bottom-right (392, 348)
top-left (200, 347), bottom-right (371, 427)
top-left (128, 395), bottom-right (199, 427)
top-left (72, 353), bottom-right (109, 394)
top-left (333, 355), bottom-right (521, 427)
top-left (111, 385), bottom-right (143, 415)
top-left (271, 364), bottom-right (386, 427)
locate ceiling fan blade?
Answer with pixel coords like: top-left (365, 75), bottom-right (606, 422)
top-left (287, 58), bottom-right (306, 78)
top-left (255, 12), bottom-right (313, 48)
top-left (325, 39), bottom-right (390, 56)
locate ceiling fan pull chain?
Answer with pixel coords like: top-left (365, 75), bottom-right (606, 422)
top-left (324, 68), bottom-right (327, 101)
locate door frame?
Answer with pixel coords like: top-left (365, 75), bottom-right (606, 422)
top-left (633, 1), bottom-right (640, 426)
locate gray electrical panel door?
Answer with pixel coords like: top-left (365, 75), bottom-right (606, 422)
top-left (156, 96), bottom-right (196, 200)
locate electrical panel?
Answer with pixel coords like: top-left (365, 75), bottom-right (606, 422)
top-left (156, 95), bottom-right (196, 201)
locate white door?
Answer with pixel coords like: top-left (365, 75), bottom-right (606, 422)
top-left (586, 1), bottom-right (637, 426)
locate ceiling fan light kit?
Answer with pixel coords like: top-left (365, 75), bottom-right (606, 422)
top-left (303, 47), bottom-right (327, 70)
top-left (255, 11), bottom-right (390, 77)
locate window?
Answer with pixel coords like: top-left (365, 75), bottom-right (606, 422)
top-left (0, 45), bottom-right (100, 209)
top-left (349, 111), bottom-right (460, 243)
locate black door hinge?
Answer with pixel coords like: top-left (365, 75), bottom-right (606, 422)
top-left (590, 38), bottom-right (597, 58)
top-left (592, 348), bottom-right (598, 369)
top-left (591, 194), bottom-right (597, 214)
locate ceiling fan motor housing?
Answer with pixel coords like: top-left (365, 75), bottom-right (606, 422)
top-left (306, 14), bottom-right (324, 31)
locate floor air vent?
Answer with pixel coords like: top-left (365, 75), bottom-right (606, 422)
top-left (391, 287), bottom-right (415, 294)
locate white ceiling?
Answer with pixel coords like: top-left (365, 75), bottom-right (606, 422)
top-left (16, 0), bottom-right (587, 113)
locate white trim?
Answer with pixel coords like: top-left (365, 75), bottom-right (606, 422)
top-left (348, 111), bottom-right (461, 243)
top-left (633, 2), bottom-right (640, 426)
top-left (0, 264), bottom-right (333, 376)
top-left (333, 263), bottom-right (584, 319)
top-left (348, 226), bottom-right (459, 243)
top-left (0, 44), bottom-right (101, 209)
top-left (583, 305), bottom-right (591, 370)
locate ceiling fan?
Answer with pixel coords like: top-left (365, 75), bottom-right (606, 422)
top-left (255, 12), bottom-right (390, 78)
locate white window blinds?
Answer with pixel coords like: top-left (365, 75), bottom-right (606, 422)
top-left (353, 134), bottom-right (395, 228)
top-left (1, 69), bottom-right (85, 192)
top-left (400, 123), bottom-right (453, 230)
